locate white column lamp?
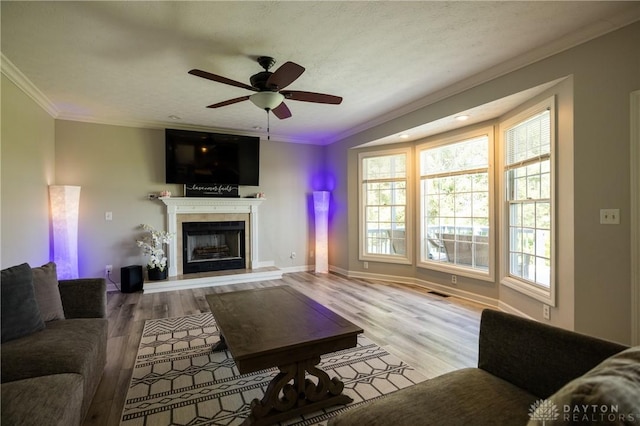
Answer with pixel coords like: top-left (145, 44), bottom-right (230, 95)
top-left (49, 185), bottom-right (81, 279)
top-left (313, 191), bottom-right (330, 274)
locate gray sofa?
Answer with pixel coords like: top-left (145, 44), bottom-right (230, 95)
top-left (330, 309), bottom-right (638, 426)
top-left (1, 262), bottom-right (108, 426)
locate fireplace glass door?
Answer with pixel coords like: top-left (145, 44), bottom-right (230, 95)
top-left (182, 221), bottom-right (246, 273)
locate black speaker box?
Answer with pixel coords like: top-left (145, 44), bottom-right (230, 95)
top-left (121, 265), bottom-right (143, 293)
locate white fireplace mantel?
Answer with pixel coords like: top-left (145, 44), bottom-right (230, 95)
top-left (160, 197), bottom-right (264, 277)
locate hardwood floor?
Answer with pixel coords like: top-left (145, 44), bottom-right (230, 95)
top-left (82, 272), bottom-right (487, 426)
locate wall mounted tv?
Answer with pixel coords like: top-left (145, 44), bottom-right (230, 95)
top-left (165, 129), bottom-right (260, 185)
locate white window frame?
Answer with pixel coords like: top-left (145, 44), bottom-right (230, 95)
top-left (358, 147), bottom-right (412, 265)
top-left (416, 126), bottom-right (495, 281)
top-left (499, 96), bottom-right (556, 306)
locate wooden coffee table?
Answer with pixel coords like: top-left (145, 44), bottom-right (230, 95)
top-left (205, 285), bottom-right (363, 426)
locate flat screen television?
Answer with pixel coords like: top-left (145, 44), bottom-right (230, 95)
top-left (165, 129), bottom-right (260, 185)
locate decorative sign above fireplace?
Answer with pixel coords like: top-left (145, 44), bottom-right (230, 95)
top-left (185, 184), bottom-right (239, 198)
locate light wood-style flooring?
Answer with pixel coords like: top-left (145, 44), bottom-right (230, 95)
top-left (82, 272), bottom-right (487, 426)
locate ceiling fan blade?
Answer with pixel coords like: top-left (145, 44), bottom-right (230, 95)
top-left (207, 96), bottom-right (250, 109)
top-left (272, 102), bottom-right (292, 119)
top-left (189, 69), bottom-right (257, 92)
top-left (282, 90), bottom-right (342, 104)
top-left (266, 62), bottom-right (305, 90)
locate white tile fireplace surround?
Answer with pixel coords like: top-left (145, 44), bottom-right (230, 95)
top-left (147, 197), bottom-right (281, 294)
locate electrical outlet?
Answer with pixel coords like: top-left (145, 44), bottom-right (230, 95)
top-left (543, 304), bottom-right (550, 320)
top-left (290, 252), bottom-right (296, 259)
top-left (105, 265), bottom-right (113, 276)
top-left (451, 275), bottom-right (457, 284)
top-left (363, 261), bottom-right (369, 269)
top-left (599, 208), bottom-right (620, 225)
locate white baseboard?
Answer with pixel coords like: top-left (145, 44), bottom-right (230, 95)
top-left (412, 277), bottom-right (499, 308)
top-left (106, 282), bottom-right (120, 293)
top-left (498, 300), bottom-right (534, 319)
top-left (346, 269), bottom-right (416, 286)
top-left (252, 260), bottom-right (275, 269)
top-left (331, 267), bottom-right (499, 308)
top-left (280, 265), bottom-right (314, 274)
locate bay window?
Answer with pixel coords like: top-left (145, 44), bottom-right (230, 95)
top-left (500, 97), bottom-right (555, 304)
top-left (359, 148), bottom-right (411, 263)
top-left (418, 129), bottom-right (493, 279)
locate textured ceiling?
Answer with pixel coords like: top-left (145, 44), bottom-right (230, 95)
top-left (2, 1), bottom-right (639, 145)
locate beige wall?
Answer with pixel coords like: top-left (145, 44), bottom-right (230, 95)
top-left (328, 22), bottom-right (639, 344)
top-left (54, 121), bottom-right (169, 279)
top-left (2, 106), bottom-right (323, 279)
top-left (53, 121), bottom-right (324, 279)
top-left (1, 74), bottom-right (55, 268)
top-left (571, 24), bottom-right (639, 343)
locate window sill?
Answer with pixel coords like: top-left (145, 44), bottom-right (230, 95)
top-left (360, 254), bottom-right (412, 266)
top-left (418, 261), bottom-right (494, 282)
top-left (501, 276), bottom-right (555, 306)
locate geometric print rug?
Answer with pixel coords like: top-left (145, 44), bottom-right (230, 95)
top-left (120, 313), bottom-right (426, 426)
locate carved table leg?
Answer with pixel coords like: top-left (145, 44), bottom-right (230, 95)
top-left (211, 333), bottom-right (228, 352)
top-left (241, 356), bottom-right (352, 426)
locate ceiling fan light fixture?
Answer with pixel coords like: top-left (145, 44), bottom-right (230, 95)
top-left (250, 92), bottom-right (285, 111)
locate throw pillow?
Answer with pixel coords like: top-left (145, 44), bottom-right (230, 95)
top-left (1, 263), bottom-right (45, 343)
top-left (32, 262), bottom-right (65, 321)
top-left (527, 346), bottom-right (640, 425)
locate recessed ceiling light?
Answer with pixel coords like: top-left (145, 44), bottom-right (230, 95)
top-left (399, 134), bottom-right (410, 139)
top-left (455, 115), bottom-right (470, 121)
top-left (168, 115), bottom-right (181, 120)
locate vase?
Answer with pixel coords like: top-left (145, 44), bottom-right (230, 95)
top-left (148, 267), bottom-right (168, 281)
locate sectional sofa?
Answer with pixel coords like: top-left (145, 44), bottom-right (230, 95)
top-left (1, 262), bottom-right (108, 425)
top-left (330, 309), bottom-right (639, 426)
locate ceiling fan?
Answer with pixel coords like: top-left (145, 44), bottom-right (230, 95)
top-left (188, 56), bottom-right (342, 119)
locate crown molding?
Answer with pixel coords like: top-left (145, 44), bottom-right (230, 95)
top-left (1, 53), bottom-right (59, 118)
top-left (332, 10), bottom-right (640, 145)
top-left (0, 53), bottom-right (312, 145)
top-left (55, 114), bottom-right (314, 145)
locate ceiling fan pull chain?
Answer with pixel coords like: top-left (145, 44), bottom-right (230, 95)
top-left (267, 110), bottom-right (271, 141)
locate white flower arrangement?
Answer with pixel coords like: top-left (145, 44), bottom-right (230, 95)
top-left (136, 224), bottom-right (174, 271)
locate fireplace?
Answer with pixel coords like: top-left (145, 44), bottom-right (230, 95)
top-left (182, 221), bottom-right (246, 273)
top-left (160, 197), bottom-right (264, 277)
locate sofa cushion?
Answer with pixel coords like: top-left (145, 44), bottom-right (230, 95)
top-left (1, 263), bottom-right (45, 343)
top-left (328, 368), bottom-right (538, 426)
top-left (32, 261), bottom-right (65, 321)
top-left (1, 373), bottom-right (84, 426)
top-left (528, 346), bottom-right (640, 425)
top-left (0, 318), bottom-right (108, 416)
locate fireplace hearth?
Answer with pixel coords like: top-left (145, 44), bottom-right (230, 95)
top-left (182, 221), bottom-right (246, 274)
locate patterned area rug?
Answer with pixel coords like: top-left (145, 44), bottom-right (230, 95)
top-left (120, 313), bottom-right (426, 426)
